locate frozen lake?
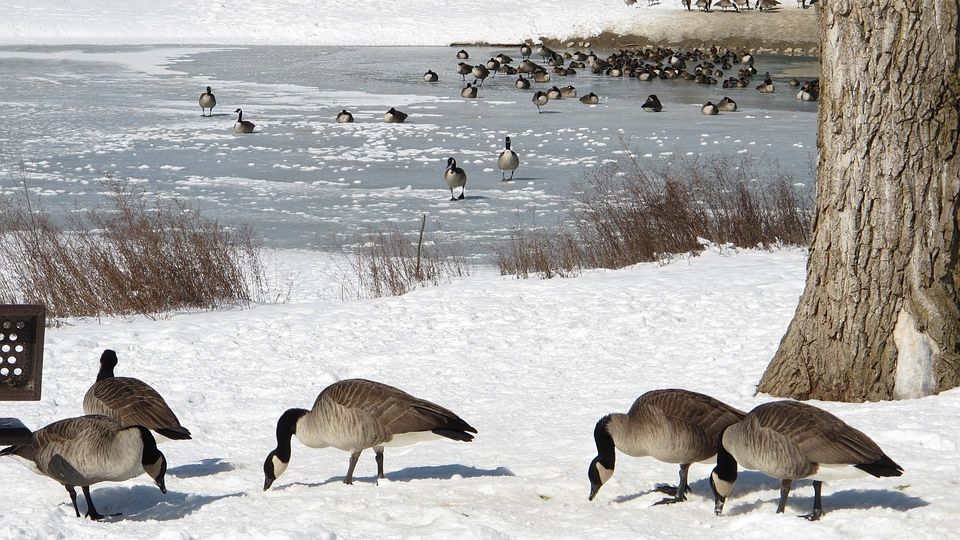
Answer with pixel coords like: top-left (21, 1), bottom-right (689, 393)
top-left (0, 46), bottom-right (818, 254)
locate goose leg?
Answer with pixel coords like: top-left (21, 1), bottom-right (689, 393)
top-left (82, 486), bottom-right (108, 520)
top-left (458, 187), bottom-right (465, 200)
top-left (801, 480), bottom-right (824, 521)
top-left (375, 446), bottom-right (385, 480)
top-left (776, 479), bottom-right (792, 514)
top-left (450, 187), bottom-right (456, 201)
top-left (654, 463), bottom-right (691, 505)
top-left (65, 485), bottom-right (81, 517)
top-left (344, 451), bottom-right (361, 485)
top-left (508, 170), bottom-right (515, 181)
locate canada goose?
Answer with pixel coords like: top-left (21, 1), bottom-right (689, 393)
top-left (716, 0), bottom-right (739, 10)
top-left (336, 109), bottom-right (354, 123)
top-left (757, 72), bottom-right (776, 93)
top-left (532, 90), bottom-right (549, 113)
top-left (461, 83), bottom-right (478, 99)
top-left (588, 389), bottom-right (745, 504)
top-left (579, 92), bottom-right (599, 105)
top-left (198, 86), bottom-right (216, 116)
top-left (262, 379), bottom-right (475, 489)
top-left (444, 157), bottom-right (467, 200)
top-left (456, 49), bottom-right (469, 59)
top-left (515, 75), bottom-right (531, 90)
top-left (518, 59), bottom-right (540, 74)
top-left (1, 415), bottom-right (167, 520)
top-left (500, 65), bottom-right (518, 75)
top-left (384, 107), bottom-right (408, 123)
top-left (82, 350), bottom-right (191, 440)
top-left (233, 109), bottom-right (255, 133)
top-left (520, 44), bottom-right (532, 60)
top-left (741, 53), bottom-right (754, 66)
top-left (718, 96), bottom-right (738, 111)
top-left (702, 101), bottom-right (720, 115)
top-left (495, 53), bottom-right (513, 65)
top-left (546, 86), bottom-right (563, 100)
top-left (711, 400), bottom-right (903, 520)
top-left (696, 0), bottom-right (712, 11)
top-left (471, 64), bottom-right (490, 86)
top-left (641, 94), bottom-right (663, 112)
top-left (456, 62), bottom-right (473, 81)
top-left (757, 0), bottom-right (780, 9)
top-left (423, 70), bottom-right (439, 82)
top-left (559, 85), bottom-right (577, 98)
top-left (797, 81), bottom-right (819, 101)
top-left (734, 0), bottom-right (750, 8)
top-left (485, 58), bottom-right (501, 73)
top-left (533, 71), bottom-right (551, 83)
top-left (788, 78), bottom-right (801, 86)
top-left (498, 136), bottom-right (520, 181)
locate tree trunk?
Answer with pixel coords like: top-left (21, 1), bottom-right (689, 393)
top-left (758, 1), bottom-right (960, 401)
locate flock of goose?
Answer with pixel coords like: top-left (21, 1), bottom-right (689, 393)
top-left (2, 349), bottom-right (901, 522)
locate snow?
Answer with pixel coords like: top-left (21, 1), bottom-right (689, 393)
top-left (0, 1), bottom-right (817, 48)
top-left (2, 248), bottom-right (958, 538)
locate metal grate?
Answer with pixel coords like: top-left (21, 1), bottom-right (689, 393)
top-left (0, 304), bottom-right (45, 401)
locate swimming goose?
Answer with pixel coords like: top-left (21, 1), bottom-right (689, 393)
top-left (588, 389), bottom-right (745, 503)
top-left (702, 101), bottom-right (720, 115)
top-left (384, 107), bottom-right (408, 123)
top-left (461, 83), bottom-right (479, 98)
top-left (456, 49), bottom-right (469, 59)
top-left (641, 94), bottom-right (663, 112)
top-left (198, 86), bottom-right (216, 117)
top-left (1, 415), bottom-right (167, 520)
top-left (515, 75), bottom-right (531, 90)
top-left (532, 90), bottom-right (549, 113)
top-left (423, 70), bottom-right (439, 82)
top-left (498, 137), bottom-right (520, 181)
top-left (336, 109), bottom-right (354, 123)
top-left (263, 379), bottom-right (476, 489)
top-left (718, 96), bottom-right (738, 111)
top-left (444, 157), bottom-right (467, 200)
top-left (233, 109), bottom-right (256, 133)
top-left (711, 400), bottom-right (903, 520)
top-left (579, 92), bottom-right (599, 105)
top-left (82, 350), bottom-right (191, 441)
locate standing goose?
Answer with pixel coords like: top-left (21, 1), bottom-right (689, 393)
top-left (589, 389), bottom-right (745, 504)
top-left (711, 400), bottom-right (903, 520)
top-left (456, 62), bottom-right (473, 81)
top-left (384, 107), bottom-right (408, 123)
top-left (336, 109), bottom-right (354, 123)
top-left (498, 136), bottom-right (520, 181)
top-left (263, 379), bottom-right (476, 490)
top-left (233, 108), bottom-right (256, 133)
top-left (444, 157), bottom-right (467, 200)
top-left (471, 64), bottom-right (490, 86)
top-left (520, 43), bottom-right (532, 60)
top-left (1, 415), bottom-right (167, 520)
top-left (532, 90), bottom-right (549, 113)
top-left (641, 94), bottom-right (663, 112)
top-left (83, 350), bottom-right (191, 441)
top-left (198, 86), bottom-right (216, 116)
top-left (423, 70), bottom-right (439, 82)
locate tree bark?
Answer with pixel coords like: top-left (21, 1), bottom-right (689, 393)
top-left (758, 0), bottom-right (960, 401)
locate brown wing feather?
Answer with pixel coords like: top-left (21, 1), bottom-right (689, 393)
top-left (319, 379), bottom-right (476, 436)
top-left (86, 377), bottom-right (188, 434)
top-left (631, 389), bottom-right (746, 435)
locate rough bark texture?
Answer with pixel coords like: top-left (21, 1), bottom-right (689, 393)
top-left (758, 0), bottom-right (960, 401)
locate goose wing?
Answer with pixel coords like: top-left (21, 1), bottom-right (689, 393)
top-left (320, 379), bottom-right (476, 437)
top-left (84, 377), bottom-right (187, 434)
top-left (631, 389), bottom-right (745, 435)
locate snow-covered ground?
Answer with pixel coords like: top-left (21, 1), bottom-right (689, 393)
top-left (2, 249), bottom-right (959, 539)
top-left (0, 1), bottom-right (817, 50)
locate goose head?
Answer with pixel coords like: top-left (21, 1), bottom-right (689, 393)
top-left (709, 428), bottom-right (739, 515)
top-left (96, 349), bottom-right (118, 381)
top-left (446, 157), bottom-right (457, 171)
top-left (505, 136), bottom-right (512, 150)
top-left (263, 408), bottom-right (309, 490)
top-left (137, 427), bottom-right (167, 494)
top-left (587, 415), bottom-right (616, 501)
top-left (205, 86), bottom-right (213, 93)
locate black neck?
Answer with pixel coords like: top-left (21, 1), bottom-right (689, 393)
top-left (593, 415), bottom-right (616, 469)
top-left (506, 139), bottom-right (512, 150)
top-left (237, 110), bottom-right (243, 122)
top-left (714, 428), bottom-right (738, 482)
top-left (137, 427), bottom-right (162, 466)
top-left (96, 364), bottom-right (115, 382)
top-left (275, 408), bottom-right (308, 462)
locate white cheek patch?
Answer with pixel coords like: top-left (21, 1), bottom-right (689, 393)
top-left (597, 463), bottom-right (614, 485)
top-left (273, 456), bottom-right (288, 478)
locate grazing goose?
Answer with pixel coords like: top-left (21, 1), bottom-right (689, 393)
top-left (579, 92), bottom-right (599, 105)
top-left (263, 379), bottom-right (476, 489)
top-left (718, 96), bottom-right (738, 112)
top-left (233, 108), bottom-right (256, 133)
top-left (336, 109), bottom-right (354, 123)
top-left (423, 70), bottom-right (439, 82)
top-left (641, 94), bottom-right (663, 112)
top-left (384, 107), bottom-right (408, 123)
top-left (444, 157), bottom-right (467, 200)
top-left (498, 136), bottom-right (520, 181)
top-left (457, 62), bottom-right (473, 81)
top-left (588, 389), bottom-right (745, 504)
top-left (1, 415), bottom-right (167, 520)
top-left (711, 400), bottom-right (903, 520)
top-left (198, 86), bottom-right (216, 116)
top-left (461, 83), bottom-right (479, 99)
top-left (456, 49), bottom-right (469, 59)
top-left (532, 90), bottom-right (549, 113)
top-left (702, 101), bottom-right (720, 115)
top-left (83, 350), bottom-right (191, 441)
top-left (515, 75), bottom-right (531, 90)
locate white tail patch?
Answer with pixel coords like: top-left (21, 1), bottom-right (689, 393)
top-left (894, 308), bottom-right (938, 399)
top-left (809, 463), bottom-right (869, 482)
top-left (383, 431), bottom-right (448, 448)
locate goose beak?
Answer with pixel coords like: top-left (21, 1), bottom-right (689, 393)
top-left (155, 475), bottom-right (167, 494)
top-left (263, 477), bottom-right (275, 491)
top-left (588, 483), bottom-right (601, 501)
